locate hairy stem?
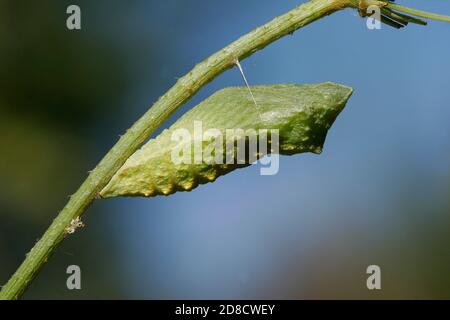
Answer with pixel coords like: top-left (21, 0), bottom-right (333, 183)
top-left (0, 0), bottom-right (353, 300)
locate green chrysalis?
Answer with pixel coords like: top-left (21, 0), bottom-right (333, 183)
top-left (100, 82), bottom-right (352, 198)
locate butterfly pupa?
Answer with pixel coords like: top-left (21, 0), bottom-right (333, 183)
top-left (100, 82), bottom-right (353, 198)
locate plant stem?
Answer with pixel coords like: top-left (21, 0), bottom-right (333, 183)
top-left (386, 2), bottom-right (450, 23)
top-left (0, 0), bottom-right (354, 300)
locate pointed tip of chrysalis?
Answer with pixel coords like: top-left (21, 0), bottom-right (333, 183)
top-left (277, 82), bottom-right (353, 156)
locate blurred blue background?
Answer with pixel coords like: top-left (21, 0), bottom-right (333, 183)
top-left (1, 0), bottom-right (449, 299)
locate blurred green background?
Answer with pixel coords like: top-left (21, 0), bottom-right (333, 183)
top-left (1, 0), bottom-right (450, 299)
